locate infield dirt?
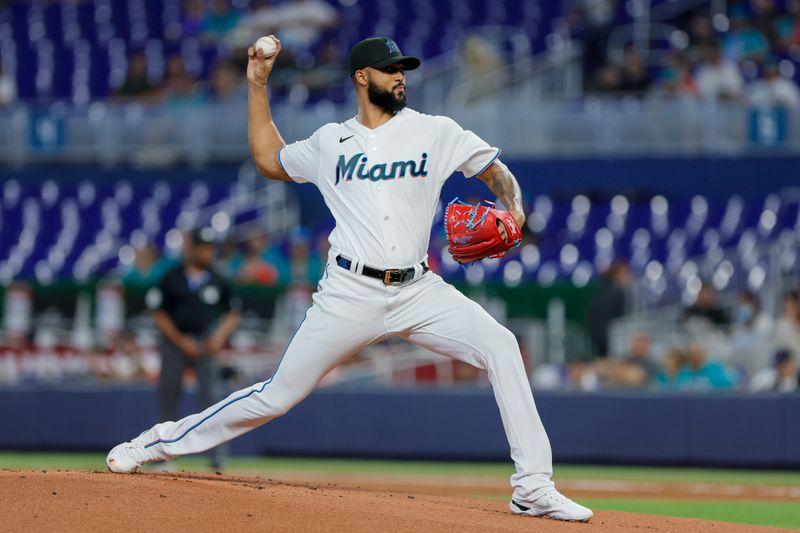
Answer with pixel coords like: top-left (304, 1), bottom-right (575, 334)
top-left (0, 470), bottom-right (792, 533)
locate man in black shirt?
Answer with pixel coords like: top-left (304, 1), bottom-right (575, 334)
top-left (586, 260), bottom-right (632, 358)
top-left (684, 282), bottom-right (729, 329)
top-left (146, 228), bottom-right (240, 470)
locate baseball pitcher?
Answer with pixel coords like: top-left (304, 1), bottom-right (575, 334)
top-left (107, 36), bottom-right (592, 522)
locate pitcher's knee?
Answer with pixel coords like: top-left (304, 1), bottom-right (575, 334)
top-left (484, 327), bottom-right (523, 365)
top-left (496, 326), bottom-right (519, 352)
top-left (270, 388), bottom-right (312, 417)
top-left (260, 395), bottom-right (296, 418)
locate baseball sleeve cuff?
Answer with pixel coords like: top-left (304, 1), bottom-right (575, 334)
top-left (277, 147), bottom-right (308, 183)
top-left (466, 148), bottom-right (502, 179)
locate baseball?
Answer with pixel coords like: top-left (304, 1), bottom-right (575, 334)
top-left (254, 36), bottom-right (277, 58)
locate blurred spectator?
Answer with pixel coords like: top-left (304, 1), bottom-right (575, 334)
top-left (160, 54), bottom-right (205, 107)
top-left (182, 0), bottom-right (205, 40)
top-left (232, 230), bottom-right (289, 286)
top-left (113, 52), bottom-right (155, 103)
top-left (747, 58), bottom-right (800, 109)
top-left (452, 35), bottom-right (510, 103)
top-left (687, 13), bottom-right (718, 54)
top-left (619, 46), bottom-right (651, 94)
top-left (262, 44), bottom-right (302, 92)
top-left (215, 237), bottom-right (240, 278)
top-left (0, 63), bottom-right (17, 106)
top-left (208, 60), bottom-right (246, 103)
top-left (238, 0), bottom-right (339, 53)
top-left (288, 226), bottom-right (323, 285)
top-left (739, 290), bottom-right (774, 333)
top-left (583, 0), bottom-right (616, 27)
top-left (774, 290), bottom-right (800, 358)
top-left (684, 282), bottom-right (729, 331)
top-left (622, 332), bottom-right (661, 382)
top-left (695, 43), bottom-right (745, 101)
top-left (775, 0), bottom-right (800, 51)
top-left (586, 260), bottom-right (632, 358)
top-left (283, 227), bottom-right (322, 329)
top-left (566, 361), bottom-right (599, 390)
top-left (315, 232), bottom-right (331, 263)
top-left (750, 349), bottom-right (799, 392)
top-left (656, 348), bottom-right (686, 389)
top-left (723, 9), bottom-right (770, 63)
top-left (297, 41), bottom-right (347, 94)
top-left (579, 0), bottom-right (618, 89)
top-left (676, 341), bottom-right (737, 390)
top-left (201, 0), bottom-right (241, 42)
top-left (594, 332), bottom-right (661, 387)
top-left (120, 241), bottom-right (172, 286)
top-left (751, 0), bottom-right (781, 46)
top-left (650, 51), bottom-right (698, 100)
top-left (729, 291), bottom-right (773, 377)
top-left (589, 64), bottom-right (622, 94)
top-left (236, 236), bottom-right (279, 285)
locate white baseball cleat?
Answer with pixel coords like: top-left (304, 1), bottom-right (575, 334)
top-left (106, 441), bottom-right (151, 474)
top-left (509, 490), bottom-right (593, 522)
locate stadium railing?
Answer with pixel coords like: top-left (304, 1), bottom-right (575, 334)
top-left (1, 98), bottom-right (799, 166)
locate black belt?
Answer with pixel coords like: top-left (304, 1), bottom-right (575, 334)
top-left (336, 254), bottom-right (428, 286)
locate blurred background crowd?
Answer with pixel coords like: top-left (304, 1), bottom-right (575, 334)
top-left (579, 0), bottom-right (800, 106)
top-left (0, 0), bottom-right (798, 396)
top-left (1, 0), bottom-right (800, 108)
top-left (561, 280), bottom-right (800, 392)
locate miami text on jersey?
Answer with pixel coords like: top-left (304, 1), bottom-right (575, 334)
top-left (335, 153), bottom-right (429, 185)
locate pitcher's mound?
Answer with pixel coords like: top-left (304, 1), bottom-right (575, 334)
top-left (0, 470), bottom-right (785, 532)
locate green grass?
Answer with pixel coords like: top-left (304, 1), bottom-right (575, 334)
top-left (553, 465), bottom-right (800, 487)
top-left (0, 452), bottom-right (106, 470)
top-left (579, 498), bottom-right (800, 531)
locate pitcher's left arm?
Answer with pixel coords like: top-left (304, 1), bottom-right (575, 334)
top-left (477, 160), bottom-right (525, 229)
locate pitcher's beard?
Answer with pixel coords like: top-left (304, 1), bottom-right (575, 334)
top-left (367, 81), bottom-right (407, 114)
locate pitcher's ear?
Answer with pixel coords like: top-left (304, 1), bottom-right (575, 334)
top-left (353, 69), bottom-right (368, 87)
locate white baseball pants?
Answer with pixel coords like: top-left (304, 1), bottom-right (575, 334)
top-left (135, 257), bottom-right (555, 501)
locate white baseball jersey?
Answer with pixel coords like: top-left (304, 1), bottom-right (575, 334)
top-left (278, 108), bottom-right (500, 268)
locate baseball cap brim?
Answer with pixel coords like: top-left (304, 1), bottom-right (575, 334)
top-left (367, 56), bottom-right (421, 72)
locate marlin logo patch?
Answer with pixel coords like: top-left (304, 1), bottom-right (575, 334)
top-left (335, 153), bottom-right (429, 185)
top-left (385, 39), bottom-right (401, 54)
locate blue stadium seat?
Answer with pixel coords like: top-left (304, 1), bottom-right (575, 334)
top-left (3, 0), bottom-right (566, 102)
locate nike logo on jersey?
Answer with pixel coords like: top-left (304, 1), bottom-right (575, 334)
top-left (339, 135), bottom-right (354, 143)
top-left (335, 153), bottom-right (429, 185)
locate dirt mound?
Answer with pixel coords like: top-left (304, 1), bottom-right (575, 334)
top-left (0, 470), bottom-right (788, 533)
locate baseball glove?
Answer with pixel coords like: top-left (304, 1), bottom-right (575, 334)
top-left (444, 198), bottom-right (522, 264)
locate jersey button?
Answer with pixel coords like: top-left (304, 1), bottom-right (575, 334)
top-left (384, 216), bottom-right (389, 221)
top-left (391, 246), bottom-right (397, 251)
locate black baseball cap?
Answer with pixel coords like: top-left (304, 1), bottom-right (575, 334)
top-left (349, 37), bottom-right (421, 76)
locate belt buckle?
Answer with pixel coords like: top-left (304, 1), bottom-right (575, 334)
top-left (383, 269), bottom-right (403, 286)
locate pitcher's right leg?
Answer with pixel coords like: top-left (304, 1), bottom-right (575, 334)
top-left (108, 266), bottom-right (386, 472)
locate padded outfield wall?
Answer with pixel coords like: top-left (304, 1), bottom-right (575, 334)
top-left (1, 387), bottom-right (799, 468)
